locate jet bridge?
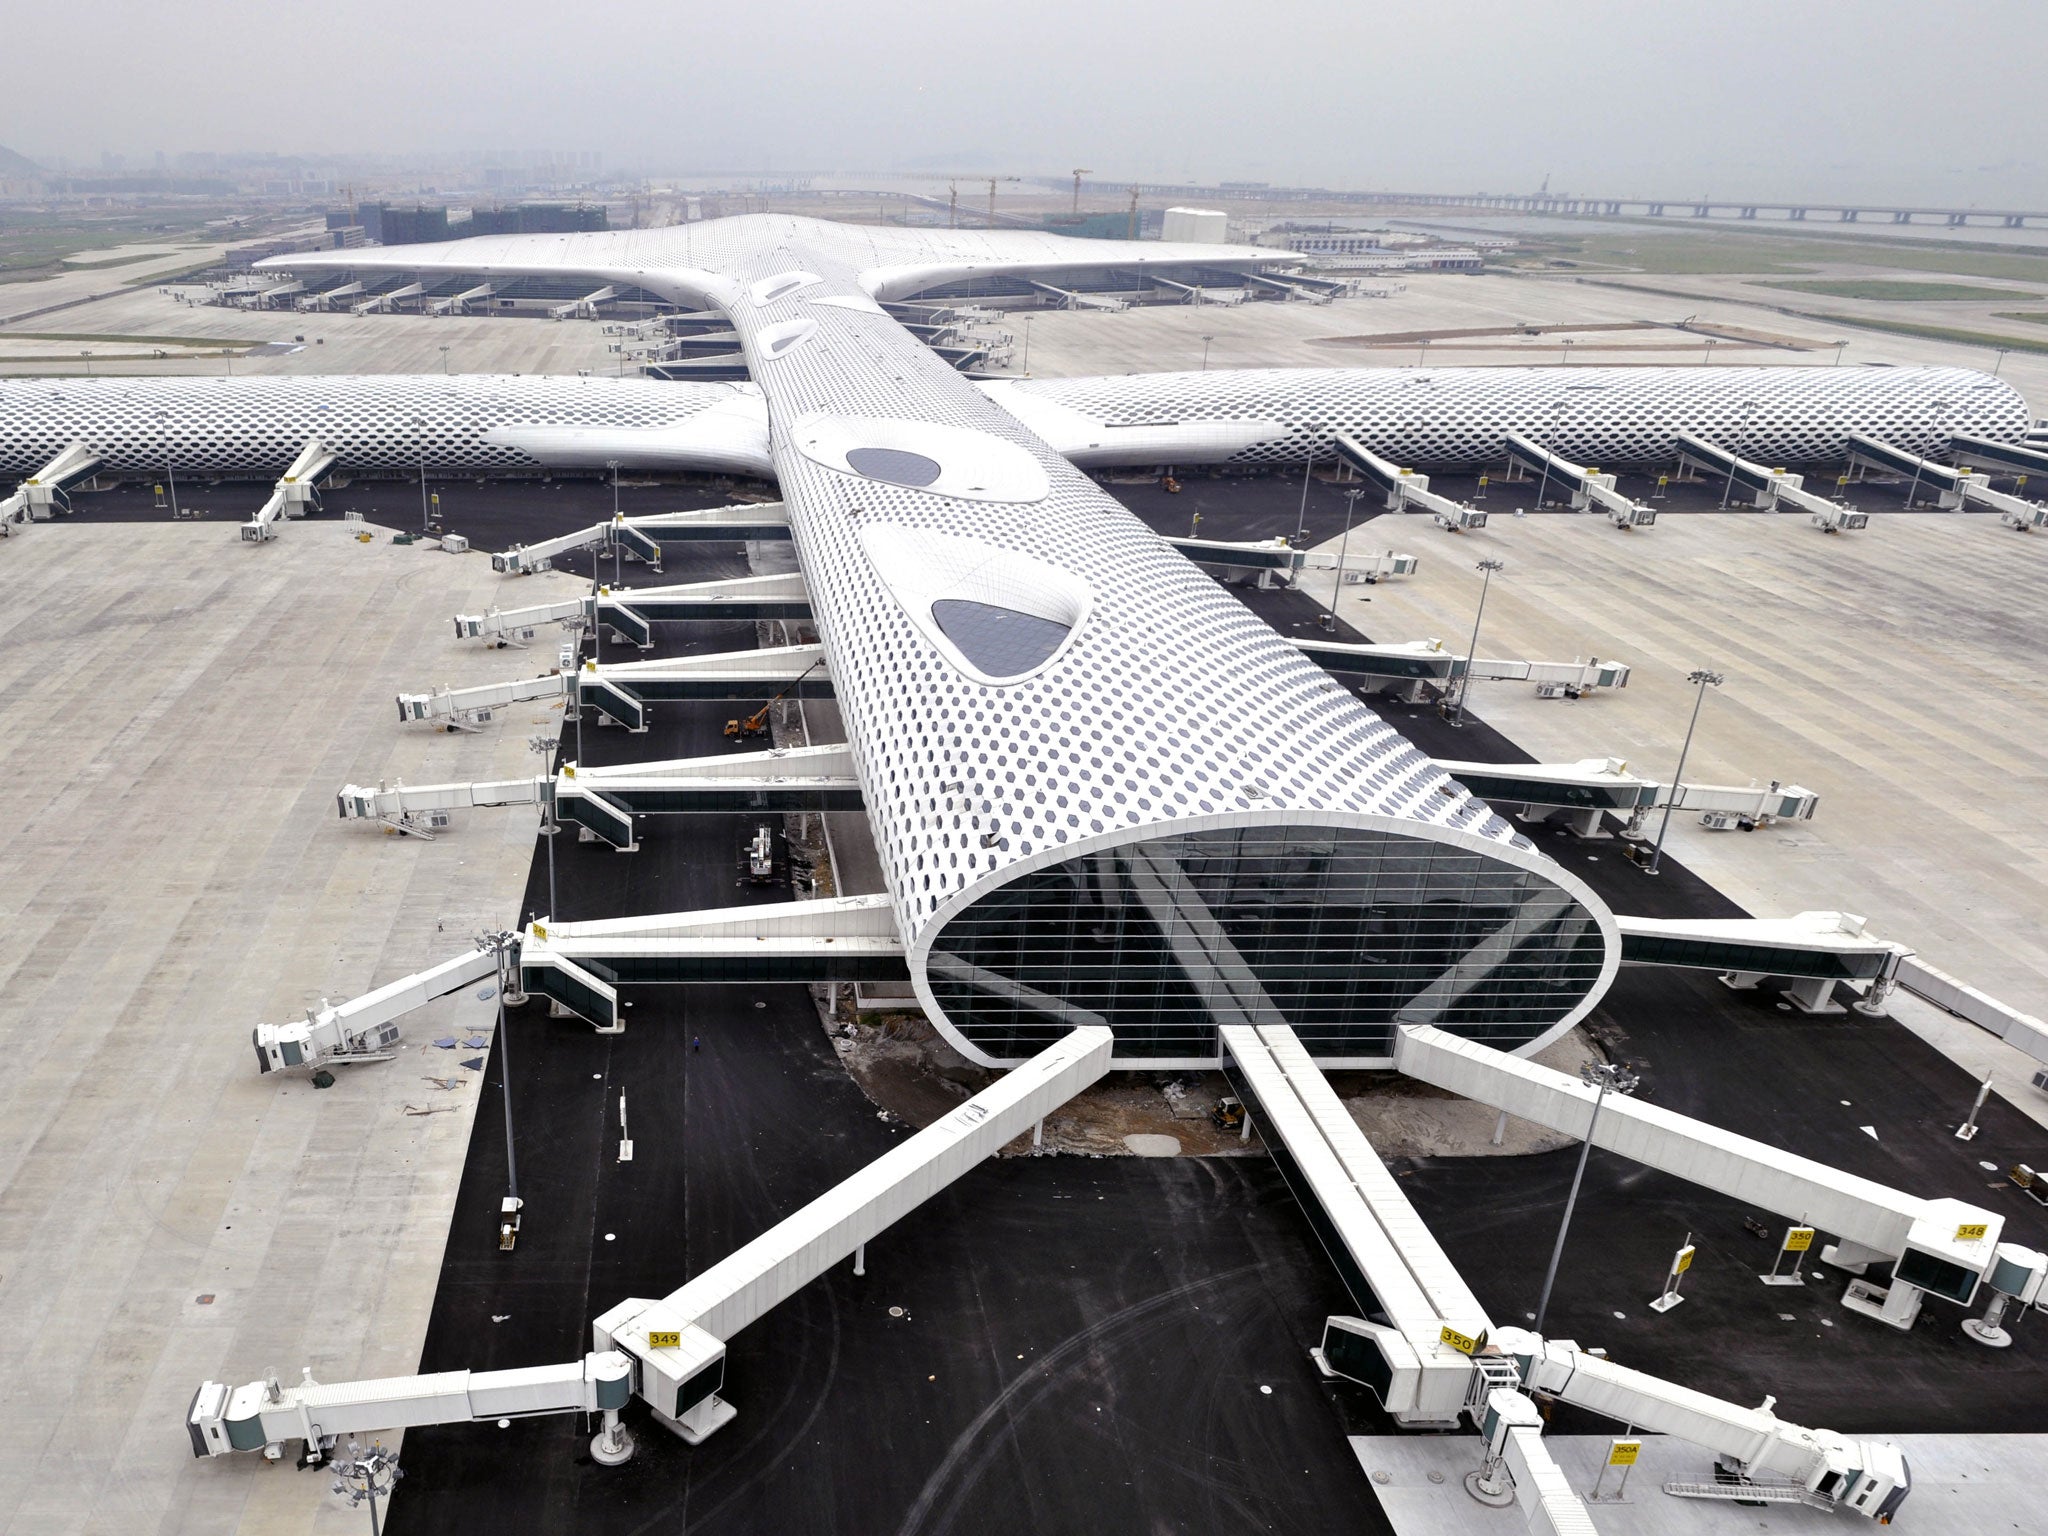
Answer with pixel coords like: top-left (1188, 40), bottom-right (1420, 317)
top-left (1025, 278), bottom-right (1125, 312)
top-left (490, 503), bottom-right (792, 575)
top-left (240, 439), bottom-right (337, 543)
top-left (1952, 431), bottom-right (2048, 484)
top-left (1851, 431), bottom-right (2048, 525)
top-left (549, 285), bottom-right (619, 320)
top-left (1615, 909), bottom-right (1907, 1015)
top-left (1673, 432), bottom-right (1866, 528)
top-left (1223, 1022), bottom-right (1913, 1523)
top-left (335, 747), bottom-right (864, 848)
top-left (192, 1026), bottom-right (1111, 1462)
top-left (519, 894), bottom-right (906, 1027)
top-left (428, 282), bottom-right (494, 316)
top-left (1503, 434), bottom-right (1657, 527)
top-left (1394, 1023), bottom-right (2040, 1351)
top-left (1292, 637), bottom-right (1630, 701)
top-left (1334, 432), bottom-right (1488, 531)
top-left (352, 281), bottom-right (424, 315)
top-left (576, 644), bottom-right (832, 731)
top-left (397, 671), bottom-right (569, 727)
top-left (1438, 756), bottom-right (1819, 839)
top-left (2, 441), bottom-right (101, 527)
top-left (455, 574), bottom-right (812, 648)
top-left (251, 941), bottom-right (503, 1073)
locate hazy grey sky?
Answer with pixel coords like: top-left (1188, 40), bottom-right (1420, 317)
top-left (12, 0), bottom-right (2048, 204)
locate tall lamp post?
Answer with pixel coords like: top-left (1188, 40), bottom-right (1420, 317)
top-left (439, 344), bottom-right (451, 375)
top-left (1295, 422), bottom-right (1324, 545)
top-left (1200, 333), bottom-right (1215, 372)
top-left (1020, 312), bottom-right (1034, 375)
top-left (409, 416), bottom-right (430, 532)
top-left (607, 459), bottom-right (623, 584)
top-left (1325, 487), bottom-right (1364, 629)
top-left (153, 411), bottom-right (180, 519)
top-left (1451, 558), bottom-right (1505, 727)
top-left (1646, 668), bottom-right (1724, 876)
top-left (1721, 400), bottom-right (1758, 510)
top-left (1531, 1061), bottom-right (1641, 1336)
top-left (329, 1438), bottom-right (403, 1535)
top-left (1904, 400), bottom-right (1949, 509)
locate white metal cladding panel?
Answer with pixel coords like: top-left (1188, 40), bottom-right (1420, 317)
top-left (1012, 365), bottom-right (2029, 469)
top-left (1222, 1027), bottom-right (1445, 1344)
top-left (1256, 1024), bottom-right (1491, 1330)
top-left (1393, 1027), bottom-right (1920, 1254)
top-left (664, 1027), bottom-right (1111, 1341)
top-left (704, 239), bottom-right (1523, 950)
top-left (0, 374), bottom-right (737, 475)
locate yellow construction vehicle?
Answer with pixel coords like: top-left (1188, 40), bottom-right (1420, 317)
top-left (724, 659), bottom-right (824, 743)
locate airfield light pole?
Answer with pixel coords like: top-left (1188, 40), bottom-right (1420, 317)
top-left (1020, 312), bottom-right (1034, 375)
top-left (1201, 334), bottom-right (1215, 372)
top-left (410, 416), bottom-right (430, 531)
top-left (1905, 401), bottom-right (1950, 509)
top-left (1646, 669), bottom-right (1724, 876)
top-left (608, 459), bottom-right (623, 584)
top-left (154, 411), bottom-right (181, 519)
top-left (1451, 559), bottom-right (1505, 727)
top-left (1531, 1061), bottom-right (1640, 1337)
top-left (1295, 423), bottom-right (1324, 545)
top-left (1327, 488), bottom-right (1365, 628)
top-left (1722, 400), bottom-right (1758, 510)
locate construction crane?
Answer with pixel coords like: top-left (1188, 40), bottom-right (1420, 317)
top-left (1070, 169), bottom-right (1091, 217)
top-left (723, 660), bottom-right (825, 743)
top-left (985, 175), bottom-right (1019, 229)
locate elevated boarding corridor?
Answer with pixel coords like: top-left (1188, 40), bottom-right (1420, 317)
top-left (489, 503), bottom-right (794, 577)
top-left (1292, 636), bottom-right (1630, 702)
top-left (2, 441), bottom-right (101, 532)
top-left (395, 644), bottom-right (830, 731)
top-left (1439, 756), bottom-right (1819, 839)
top-left (1217, 1023), bottom-right (1916, 1524)
top-left (455, 573), bottom-right (812, 648)
top-left (337, 745), bottom-right (860, 848)
top-left (1673, 432), bottom-right (1868, 530)
top-left (240, 438), bottom-right (337, 543)
top-left (1849, 432), bottom-right (2048, 526)
top-left (1613, 909), bottom-right (1907, 1014)
top-left (1503, 433), bottom-right (1658, 528)
top-left (193, 1028), bottom-right (1112, 1462)
top-left (1392, 1023), bottom-right (2043, 1348)
top-left (518, 895), bottom-right (908, 1029)
top-left (1333, 432), bottom-right (1488, 532)
top-left (252, 941), bottom-right (503, 1073)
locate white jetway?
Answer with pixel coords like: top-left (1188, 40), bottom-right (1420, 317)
top-left (335, 775), bottom-right (549, 835)
top-left (428, 282), bottom-right (494, 316)
top-left (251, 942), bottom-right (502, 1073)
top-left (1293, 637), bottom-right (1629, 701)
top-left (1333, 432), bottom-right (1488, 531)
top-left (1438, 756), bottom-right (1819, 839)
top-left (1851, 431), bottom-right (2048, 525)
top-left (454, 574), bottom-right (809, 648)
top-left (519, 894), bottom-right (904, 1028)
top-left (397, 671), bottom-right (569, 727)
top-left (489, 502), bottom-right (792, 576)
top-left (1615, 909), bottom-right (1907, 1014)
top-left (1391, 1024), bottom-right (2035, 1336)
top-left (1503, 433), bottom-right (1657, 527)
top-left (1224, 1023), bottom-right (1914, 1522)
top-left (2, 441), bottom-right (101, 528)
top-left (240, 439), bottom-right (337, 543)
top-left (1674, 431), bottom-right (1866, 528)
top-left (575, 644), bottom-right (831, 733)
top-left (192, 1027), bottom-right (1111, 1461)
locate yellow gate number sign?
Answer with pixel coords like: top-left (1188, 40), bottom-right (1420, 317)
top-left (1608, 1439), bottom-right (1641, 1467)
top-left (1673, 1244), bottom-right (1695, 1275)
top-left (1956, 1222), bottom-right (1990, 1243)
top-left (1439, 1324), bottom-right (1481, 1356)
top-left (646, 1330), bottom-right (681, 1349)
top-left (1785, 1227), bottom-right (1815, 1252)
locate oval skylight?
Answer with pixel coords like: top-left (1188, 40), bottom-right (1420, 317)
top-left (845, 446), bottom-right (942, 487)
top-left (930, 599), bottom-right (1072, 677)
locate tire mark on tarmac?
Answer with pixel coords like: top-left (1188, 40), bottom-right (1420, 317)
top-left (894, 1262), bottom-right (1264, 1536)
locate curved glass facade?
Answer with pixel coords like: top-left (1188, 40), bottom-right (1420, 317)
top-left (925, 824), bottom-right (1609, 1061)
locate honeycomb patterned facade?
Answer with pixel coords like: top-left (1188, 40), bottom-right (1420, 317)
top-left (252, 216), bottom-right (1619, 1065)
top-left (1013, 364), bottom-right (2030, 469)
top-left (0, 374), bottom-right (735, 476)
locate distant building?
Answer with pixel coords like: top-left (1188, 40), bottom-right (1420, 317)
top-left (355, 204), bottom-right (452, 245)
top-left (1161, 207), bottom-right (1229, 244)
top-left (468, 204), bottom-right (609, 236)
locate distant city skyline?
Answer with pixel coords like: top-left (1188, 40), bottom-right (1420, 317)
top-left (10, 0), bottom-right (2047, 206)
